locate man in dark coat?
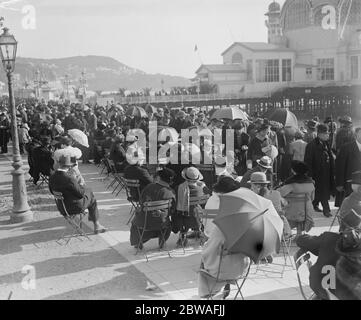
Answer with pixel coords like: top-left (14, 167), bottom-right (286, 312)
top-left (49, 155), bottom-right (107, 234)
top-left (304, 124), bottom-right (335, 217)
top-left (31, 135), bottom-right (54, 185)
top-left (0, 112), bottom-right (10, 154)
top-left (335, 127), bottom-right (361, 206)
top-left (296, 232), bottom-right (340, 300)
top-left (335, 116), bottom-right (355, 153)
top-left (296, 207), bottom-right (361, 300)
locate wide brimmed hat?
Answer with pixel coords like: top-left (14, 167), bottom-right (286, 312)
top-left (256, 156), bottom-right (273, 169)
top-left (249, 172), bottom-right (270, 184)
top-left (181, 167), bottom-right (203, 181)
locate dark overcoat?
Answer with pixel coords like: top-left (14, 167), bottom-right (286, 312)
top-left (304, 137), bottom-right (335, 201)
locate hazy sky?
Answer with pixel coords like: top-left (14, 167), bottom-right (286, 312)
top-left (3, 0), bottom-right (286, 78)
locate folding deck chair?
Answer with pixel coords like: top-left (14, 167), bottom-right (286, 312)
top-left (53, 191), bottom-right (91, 245)
top-left (134, 199), bottom-right (173, 262)
top-left (198, 245), bottom-right (251, 300)
top-left (124, 179), bottom-right (141, 225)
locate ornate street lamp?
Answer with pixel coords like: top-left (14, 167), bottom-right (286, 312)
top-left (0, 27), bottom-right (32, 223)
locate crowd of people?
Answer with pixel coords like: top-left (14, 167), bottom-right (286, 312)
top-left (0, 98), bottom-right (360, 300)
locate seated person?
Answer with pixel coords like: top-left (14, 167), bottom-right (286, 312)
top-left (49, 155), bottom-right (107, 234)
top-left (124, 150), bottom-right (153, 202)
top-left (199, 225), bottom-right (251, 299)
top-left (173, 167), bottom-right (211, 247)
top-left (335, 219), bottom-right (361, 300)
top-left (338, 170), bottom-right (361, 232)
top-left (53, 136), bottom-right (85, 185)
top-left (278, 161), bottom-right (315, 235)
top-left (296, 206), bottom-right (361, 300)
top-left (239, 156), bottom-right (273, 189)
top-left (130, 168), bottom-right (176, 250)
top-left (250, 172), bottom-right (291, 240)
top-left (199, 176), bottom-right (251, 299)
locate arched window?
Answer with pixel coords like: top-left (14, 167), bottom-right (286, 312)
top-left (232, 52), bottom-right (243, 64)
top-left (283, 0), bottom-right (312, 30)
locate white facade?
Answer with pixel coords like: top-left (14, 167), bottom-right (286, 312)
top-left (195, 0), bottom-right (361, 97)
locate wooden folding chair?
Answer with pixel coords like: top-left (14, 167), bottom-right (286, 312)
top-left (135, 199), bottom-right (172, 262)
top-left (199, 246), bottom-right (251, 300)
top-left (124, 179), bottom-right (141, 225)
top-left (53, 191), bottom-right (91, 245)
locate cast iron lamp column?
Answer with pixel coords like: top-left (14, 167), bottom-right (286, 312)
top-left (0, 27), bottom-right (32, 223)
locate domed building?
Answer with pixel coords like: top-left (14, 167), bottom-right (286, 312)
top-left (195, 0), bottom-right (361, 96)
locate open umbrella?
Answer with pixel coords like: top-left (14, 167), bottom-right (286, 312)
top-left (115, 104), bottom-right (124, 112)
top-left (125, 106), bottom-right (147, 118)
top-left (144, 104), bottom-right (157, 114)
top-left (68, 129), bottom-right (89, 148)
top-left (211, 107), bottom-right (248, 121)
top-left (213, 188), bottom-right (283, 264)
top-left (264, 109), bottom-right (298, 128)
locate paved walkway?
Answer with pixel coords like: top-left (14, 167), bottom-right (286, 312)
top-left (0, 153), bottom-right (340, 300)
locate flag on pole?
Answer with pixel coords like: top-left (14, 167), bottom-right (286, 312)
top-left (194, 44), bottom-right (198, 52)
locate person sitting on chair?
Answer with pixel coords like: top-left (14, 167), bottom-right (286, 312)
top-left (173, 167), bottom-right (211, 247)
top-left (278, 161), bottom-right (315, 235)
top-left (124, 149), bottom-right (153, 202)
top-left (49, 155), bottom-right (107, 234)
top-left (198, 176), bottom-right (251, 299)
top-left (338, 171), bottom-right (361, 233)
top-left (53, 136), bottom-right (85, 186)
top-left (130, 168), bottom-right (176, 250)
top-left (239, 156), bottom-right (273, 189)
top-left (295, 208), bottom-right (361, 300)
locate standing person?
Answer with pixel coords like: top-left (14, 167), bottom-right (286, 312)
top-left (0, 111), bottom-right (10, 154)
top-left (289, 130), bottom-right (307, 162)
top-left (18, 123), bottom-right (31, 155)
top-left (247, 123), bottom-right (271, 169)
top-left (304, 124), bottom-right (335, 218)
top-left (232, 119), bottom-right (250, 176)
top-left (335, 116), bottom-right (355, 154)
top-left (335, 127), bottom-right (361, 207)
top-left (304, 120), bottom-right (317, 144)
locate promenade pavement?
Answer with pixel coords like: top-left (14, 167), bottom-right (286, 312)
top-left (0, 153), bottom-right (340, 300)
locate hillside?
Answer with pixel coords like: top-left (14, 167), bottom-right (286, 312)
top-left (2, 55), bottom-right (191, 91)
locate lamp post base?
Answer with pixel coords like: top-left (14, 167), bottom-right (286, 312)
top-left (10, 210), bottom-right (33, 224)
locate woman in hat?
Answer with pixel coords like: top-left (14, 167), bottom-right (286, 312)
top-left (278, 160), bottom-right (315, 235)
top-left (172, 167), bottom-right (211, 247)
